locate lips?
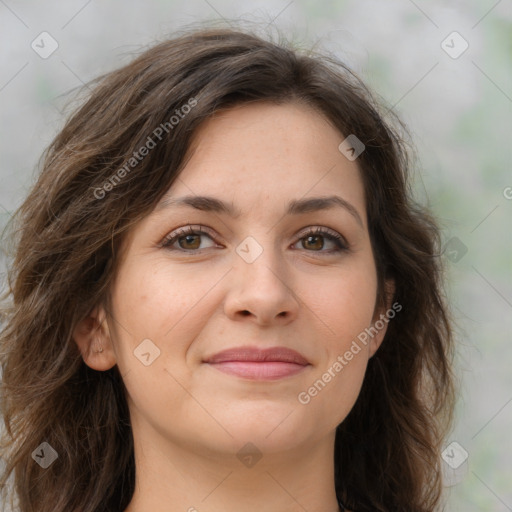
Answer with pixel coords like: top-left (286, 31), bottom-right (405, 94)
top-left (204, 346), bottom-right (309, 365)
top-left (203, 346), bottom-right (310, 380)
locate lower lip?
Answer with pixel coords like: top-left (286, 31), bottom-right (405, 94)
top-left (207, 361), bottom-right (309, 380)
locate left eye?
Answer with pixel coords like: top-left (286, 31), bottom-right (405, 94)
top-left (292, 229), bottom-right (346, 252)
top-left (161, 226), bottom-right (348, 254)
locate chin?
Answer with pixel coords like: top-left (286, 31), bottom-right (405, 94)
top-left (213, 410), bottom-right (309, 450)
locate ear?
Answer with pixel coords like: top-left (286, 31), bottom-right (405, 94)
top-left (368, 278), bottom-right (396, 358)
top-left (72, 306), bottom-right (117, 371)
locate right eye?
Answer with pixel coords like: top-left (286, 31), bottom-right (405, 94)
top-left (160, 225), bottom-right (220, 253)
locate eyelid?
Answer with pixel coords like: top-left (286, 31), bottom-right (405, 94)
top-left (158, 224), bottom-right (219, 249)
top-left (294, 225), bottom-right (348, 247)
top-left (160, 224), bottom-right (349, 253)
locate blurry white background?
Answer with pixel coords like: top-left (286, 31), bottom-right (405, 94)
top-left (1, 1), bottom-right (511, 510)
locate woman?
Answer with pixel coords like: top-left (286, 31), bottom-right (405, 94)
top-left (0, 23), bottom-right (455, 512)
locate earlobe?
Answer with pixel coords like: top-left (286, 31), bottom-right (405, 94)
top-left (368, 320), bottom-right (387, 358)
top-left (72, 306), bottom-right (117, 371)
top-left (369, 278), bottom-right (396, 358)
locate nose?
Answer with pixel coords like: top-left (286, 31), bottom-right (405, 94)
top-left (223, 242), bottom-right (300, 326)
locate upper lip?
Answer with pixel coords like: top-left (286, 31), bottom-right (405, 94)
top-left (204, 346), bottom-right (310, 365)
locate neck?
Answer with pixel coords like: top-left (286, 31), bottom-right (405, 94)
top-left (124, 416), bottom-right (341, 512)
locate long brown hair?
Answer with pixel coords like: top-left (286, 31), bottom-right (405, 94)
top-left (0, 21), bottom-right (455, 512)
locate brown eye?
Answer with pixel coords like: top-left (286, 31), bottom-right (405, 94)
top-left (161, 226), bottom-right (217, 252)
top-left (293, 227), bottom-right (348, 254)
top-left (178, 234), bottom-right (201, 250)
top-left (302, 234), bottom-right (325, 250)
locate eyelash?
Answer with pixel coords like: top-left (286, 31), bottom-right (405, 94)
top-left (160, 224), bottom-right (349, 255)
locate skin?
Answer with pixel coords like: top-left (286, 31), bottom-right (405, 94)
top-left (74, 101), bottom-right (393, 512)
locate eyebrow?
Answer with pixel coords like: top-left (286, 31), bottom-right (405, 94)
top-left (155, 194), bottom-right (363, 227)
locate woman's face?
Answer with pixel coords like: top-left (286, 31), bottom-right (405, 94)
top-left (81, 101), bottom-right (391, 460)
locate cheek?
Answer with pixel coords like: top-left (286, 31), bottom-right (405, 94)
top-left (109, 258), bottom-right (222, 368)
top-left (298, 351), bottom-right (367, 433)
top-left (295, 259), bottom-right (376, 423)
top-left (306, 259), bottom-right (378, 347)
top-left (106, 261), bottom-right (210, 424)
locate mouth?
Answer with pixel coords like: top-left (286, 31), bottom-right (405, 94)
top-left (203, 346), bottom-right (311, 381)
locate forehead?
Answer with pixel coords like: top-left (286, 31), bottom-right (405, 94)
top-left (165, 101), bottom-right (366, 219)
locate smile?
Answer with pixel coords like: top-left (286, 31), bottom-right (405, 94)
top-left (203, 345), bottom-right (311, 380)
